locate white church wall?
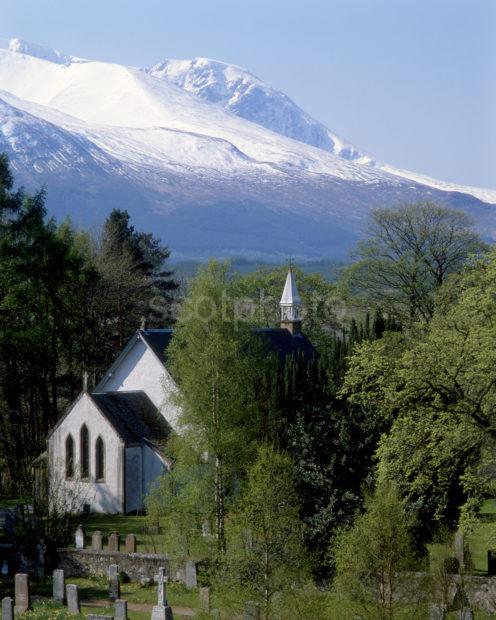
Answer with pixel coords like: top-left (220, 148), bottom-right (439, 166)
top-left (48, 394), bottom-right (123, 514)
top-left (98, 338), bottom-right (181, 429)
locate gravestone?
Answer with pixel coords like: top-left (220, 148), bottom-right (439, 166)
top-left (185, 560), bottom-right (197, 588)
top-left (459, 609), bottom-right (473, 620)
top-left (201, 520), bottom-right (211, 537)
top-left (244, 601), bottom-right (260, 620)
top-left (53, 569), bottom-right (65, 603)
top-left (66, 584), bottom-right (80, 614)
top-left (125, 533), bottom-right (137, 554)
top-left (151, 567), bottom-right (173, 620)
top-left (210, 610), bottom-right (221, 620)
top-left (92, 530), bottom-right (103, 551)
top-left (429, 603), bottom-right (447, 620)
top-left (14, 573), bottom-right (30, 613)
top-left (115, 599), bottom-right (128, 620)
top-left (1, 560), bottom-right (8, 576)
top-left (108, 531), bottom-right (120, 552)
top-left (157, 567), bottom-right (166, 606)
top-left (108, 564), bottom-right (121, 601)
top-left (200, 587), bottom-right (210, 612)
top-left (75, 524), bottom-right (85, 549)
top-left (88, 615), bottom-right (114, 620)
top-left (1, 597), bottom-right (13, 620)
top-left (454, 530), bottom-right (467, 571)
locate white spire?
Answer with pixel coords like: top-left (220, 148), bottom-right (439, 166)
top-left (280, 269), bottom-right (301, 305)
top-left (280, 268), bottom-right (302, 332)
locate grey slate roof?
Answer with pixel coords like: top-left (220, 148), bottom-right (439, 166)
top-left (252, 328), bottom-right (316, 362)
top-left (139, 328), bottom-right (173, 362)
top-left (141, 327), bottom-right (316, 364)
top-left (90, 391), bottom-right (171, 445)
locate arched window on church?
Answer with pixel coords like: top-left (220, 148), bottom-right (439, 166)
top-left (80, 425), bottom-right (90, 480)
top-left (65, 434), bottom-right (74, 479)
top-left (95, 436), bottom-right (105, 482)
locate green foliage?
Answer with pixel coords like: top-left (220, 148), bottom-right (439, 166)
top-left (217, 445), bottom-right (310, 619)
top-left (168, 260), bottom-right (262, 549)
top-left (145, 434), bottom-right (216, 560)
top-left (342, 201), bottom-right (483, 324)
top-left (332, 482), bottom-right (423, 619)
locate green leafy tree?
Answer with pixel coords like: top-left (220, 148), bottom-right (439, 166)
top-left (168, 261), bottom-right (260, 551)
top-left (218, 445), bottom-right (309, 619)
top-left (343, 202), bottom-right (483, 324)
top-left (332, 482), bottom-right (422, 620)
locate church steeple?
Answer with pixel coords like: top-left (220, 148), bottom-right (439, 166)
top-left (280, 267), bottom-right (302, 335)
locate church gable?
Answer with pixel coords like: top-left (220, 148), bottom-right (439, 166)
top-left (48, 392), bottom-right (125, 514)
top-left (95, 329), bottom-right (181, 429)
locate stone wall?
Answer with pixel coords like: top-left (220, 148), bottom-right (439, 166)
top-left (57, 548), bottom-right (192, 584)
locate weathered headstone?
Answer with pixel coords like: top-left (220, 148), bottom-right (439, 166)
top-left (1, 596), bottom-right (13, 620)
top-left (125, 533), bottom-right (137, 553)
top-left (244, 600), bottom-right (260, 620)
top-left (1, 560), bottom-right (8, 576)
top-left (115, 599), bottom-right (128, 620)
top-left (454, 530), bottom-right (465, 570)
top-left (185, 560), bottom-right (197, 588)
top-left (87, 615), bottom-right (113, 620)
top-left (53, 568), bottom-right (65, 603)
top-left (459, 608), bottom-right (473, 620)
top-left (66, 584), bottom-right (80, 614)
top-left (157, 567), bottom-right (166, 606)
top-left (108, 531), bottom-right (120, 552)
top-left (429, 603), bottom-right (447, 620)
top-left (151, 567), bottom-right (173, 620)
top-left (200, 587), bottom-right (210, 612)
top-left (108, 564), bottom-right (121, 601)
top-left (14, 573), bottom-right (30, 613)
top-left (92, 530), bottom-right (103, 551)
top-left (75, 524), bottom-right (85, 549)
top-left (201, 520), bottom-right (211, 537)
top-left (210, 610), bottom-right (221, 620)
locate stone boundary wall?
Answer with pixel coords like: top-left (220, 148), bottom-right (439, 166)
top-left (57, 548), bottom-right (192, 584)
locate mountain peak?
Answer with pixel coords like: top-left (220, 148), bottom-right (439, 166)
top-left (148, 57), bottom-right (365, 161)
top-left (0, 37), bottom-right (72, 65)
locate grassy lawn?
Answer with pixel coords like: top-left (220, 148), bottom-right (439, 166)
top-left (77, 514), bottom-right (169, 554)
top-left (467, 499), bottom-right (496, 574)
top-left (25, 576), bottom-right (203, 618)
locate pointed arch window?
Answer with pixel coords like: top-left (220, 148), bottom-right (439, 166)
top-left (80, 425), bottom-right (90, 480)
top-left (95, 436), bottom-right (105, 482)
top-left (65, 434), bottom-right (74, 480)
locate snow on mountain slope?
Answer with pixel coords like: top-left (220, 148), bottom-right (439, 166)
top-left (0, 37), bottom-right (75, 65)
top-left (0, 47), bottom-right (390, 183)
top-left (0, 39), bottom-right (494, 259)
top-left (149, 57), bottom-right (368, 162)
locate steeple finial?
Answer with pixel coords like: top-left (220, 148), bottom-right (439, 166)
top-left (83, 371), bottom-right (88, 392)
top-left (280, 266), bottom-right (302, 335)
top-left (140, 316), bottom-right (147, 331)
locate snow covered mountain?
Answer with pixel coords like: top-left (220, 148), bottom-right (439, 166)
top-left (149, 58), bottom-right (367, 162)
top-left (0, 38), bottom-right (494, 259)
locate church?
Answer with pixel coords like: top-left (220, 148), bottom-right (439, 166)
top-left (46, 269), bottom-right (315, 514)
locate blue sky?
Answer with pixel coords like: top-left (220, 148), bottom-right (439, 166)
top-left (2, 0), bottom-right (495, 188)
